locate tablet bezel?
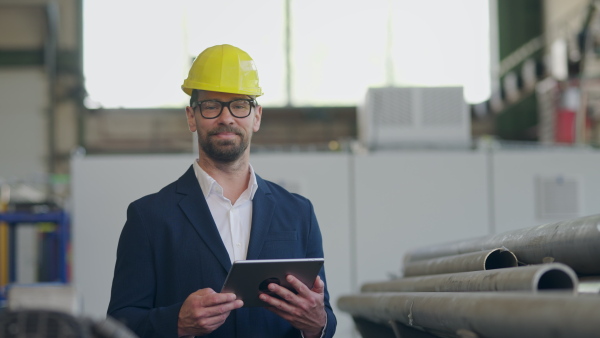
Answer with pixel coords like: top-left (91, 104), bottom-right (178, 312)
top-left (221, 258), bottom-right (324, 307)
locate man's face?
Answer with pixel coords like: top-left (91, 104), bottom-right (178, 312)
top-left (186, 90), bottom-right (262, 163)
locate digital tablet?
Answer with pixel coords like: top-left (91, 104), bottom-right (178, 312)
top-left (221, 258), bottom-right (324, 307)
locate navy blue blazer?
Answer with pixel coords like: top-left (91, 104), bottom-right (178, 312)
top-left (107, 165), bottom-right (336, 338)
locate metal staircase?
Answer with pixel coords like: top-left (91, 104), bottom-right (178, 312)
top-left (484, 0), bottom-right (600, 146)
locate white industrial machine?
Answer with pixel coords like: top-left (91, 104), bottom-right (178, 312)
top-left (358, 86), bottom-right (471, 150)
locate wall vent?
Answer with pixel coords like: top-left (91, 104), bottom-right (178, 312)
top-left (535, 175), bottom-right (582, 221)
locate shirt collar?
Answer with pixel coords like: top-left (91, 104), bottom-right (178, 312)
top-left (192, 160), bottom-right (258, 200)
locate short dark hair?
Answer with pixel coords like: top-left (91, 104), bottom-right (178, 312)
top-left (190, 89), bottom-right (199, 107)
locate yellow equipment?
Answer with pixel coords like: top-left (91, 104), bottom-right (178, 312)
top-left (182, 44), bottom-right (263, 97)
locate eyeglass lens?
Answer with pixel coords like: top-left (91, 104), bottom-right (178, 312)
top-left (200, 100), bottom-right (252, 118)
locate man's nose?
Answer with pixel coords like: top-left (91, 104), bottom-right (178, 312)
top-left (217, 105), bottom-right (236, 122)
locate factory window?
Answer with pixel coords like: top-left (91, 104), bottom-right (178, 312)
top-left (83, 0), bottom-right (490, 109)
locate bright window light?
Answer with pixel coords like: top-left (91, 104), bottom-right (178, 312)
top-left (83, 0), bottom-right (490, 108)
top-left (83, 0), bottom-right (189, 108)
top-left (390, 0), bottom-right (491, 103)
top-left (291, 0), bottom-right (391, 106)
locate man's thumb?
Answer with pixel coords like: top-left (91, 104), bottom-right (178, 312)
top-left (312, 276), bottom-right (325, 294)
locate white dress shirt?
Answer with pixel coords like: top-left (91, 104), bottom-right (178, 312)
top-left (192, 161), bottom-right (325, 338)
top-left (193, 160), bottom-right (258, 263)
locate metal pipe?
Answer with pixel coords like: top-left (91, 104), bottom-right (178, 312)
top-left (402, 248), bottom-right (517, 277)
top-left (362, 263), bottom-right (578, 294)
top-left (388, 320), bottom-right (439, 338)
top-left (578, 276), bottom-right (600, 294)
top-left (337, 292), bottom-right (600, 338)
top-left (404, 214), bottom-right (600, 275)
top-left (351, 317), bottom-right (397, 338)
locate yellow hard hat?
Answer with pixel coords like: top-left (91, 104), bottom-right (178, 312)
top-left (182, 44), bottom-right (263, 97)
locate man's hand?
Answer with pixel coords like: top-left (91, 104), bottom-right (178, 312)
top-left (259, 275), bottom-right (327, 338)
top-left (178, 288), bottom-right (243, 337)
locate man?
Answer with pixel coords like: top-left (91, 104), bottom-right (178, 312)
top-left (107, 44), bottom-right (336, 338)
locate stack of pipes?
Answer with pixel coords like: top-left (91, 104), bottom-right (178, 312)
top-left (338, 214), bottom-right (600, 338)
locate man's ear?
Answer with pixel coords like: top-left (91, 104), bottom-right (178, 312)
top-left (185, 106), bottom-right (197, 132)
top-left (253, 105), bottom-right (262, 132)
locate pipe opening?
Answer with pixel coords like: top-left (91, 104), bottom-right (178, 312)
top-left (537, 269), bottom-right (575, 290)
top-left (484, 250), bottom-right (518, 270)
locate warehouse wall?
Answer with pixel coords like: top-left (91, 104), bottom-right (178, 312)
top-left (493, 151), bottom-right (600, 233)
top-left (353, 151), bottom-right (490, 286)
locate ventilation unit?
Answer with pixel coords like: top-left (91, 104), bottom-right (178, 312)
top-left (535, 175), bottom-right (582, 221)
top-left (358, 86), bottom-right (471, 149)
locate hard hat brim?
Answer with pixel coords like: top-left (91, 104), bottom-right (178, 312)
top-left (181, 81), bottom-right (263, 97)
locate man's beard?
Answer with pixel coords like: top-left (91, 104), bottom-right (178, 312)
top-left (198, 126), bottom-right (250, 163)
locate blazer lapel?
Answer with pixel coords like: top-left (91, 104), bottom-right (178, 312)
top-left (246, 175), bottom-right (276, 259)
top-left (176, 165), bottom-right (231, 272)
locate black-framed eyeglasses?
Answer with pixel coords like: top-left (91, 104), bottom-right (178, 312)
top-left (191, 99), bottom-right (256, 119)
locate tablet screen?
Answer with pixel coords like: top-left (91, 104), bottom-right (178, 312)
top-left (221, 258), bottom-right (324, 307)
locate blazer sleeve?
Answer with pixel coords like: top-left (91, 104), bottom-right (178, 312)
top-left (107, 201), bottom-right (182, 338)
top-left (306, 199), bottom-right (337, 338)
